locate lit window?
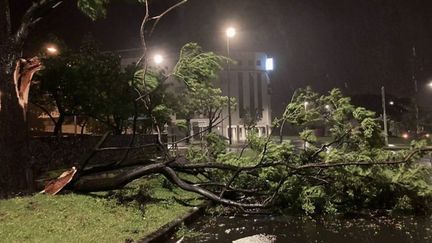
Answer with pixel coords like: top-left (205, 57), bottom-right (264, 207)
top-left (266, 58), bottom-right (274, 71)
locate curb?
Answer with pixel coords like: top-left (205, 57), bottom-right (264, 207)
top-left (138, 203), bottom-right (209, 243)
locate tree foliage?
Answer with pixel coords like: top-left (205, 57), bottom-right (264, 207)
top-left (77, 0), bottom-right (109, 20)
top-left (186, 88), bottom-right (432, 215)
top-left (174, 43), bottom-right (233, 133)
top-left (131, 67), bottom-right (175, 133)
top-left (33, 38), bottom-right (134, 135)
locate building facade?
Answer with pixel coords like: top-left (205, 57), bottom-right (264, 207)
top-left (189, 51), bottom-right (273, 143)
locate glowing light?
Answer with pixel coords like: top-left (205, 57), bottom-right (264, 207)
top-left (46, 46), bottom-right (59, 55)
top-left (266, 58), bottom-right (274, 71)
top-left (226, 27), bottom-right (236, 38)
top-left (389, 101), bottom-right (394, 106)
top-left (388, 144), bottom-right (395, 147)
top-left (153, 54), bottom-right (164, 65)
top-left (325, 104), bottom-right (331, 110)
top-left (428, 82), bottom-right (432, 88)
top-left (402, 133), bottom-right (409, 139)
top-left (426, 134), bottom-right (430, 138)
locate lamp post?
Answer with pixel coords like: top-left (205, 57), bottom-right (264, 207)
top-left (226, 27), bottom-right (236, 145)
top-left (381, 86), bottom-right (389, 146)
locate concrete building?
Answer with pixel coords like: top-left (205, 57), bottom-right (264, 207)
top-left (188, 51), bottom-right (273, 143)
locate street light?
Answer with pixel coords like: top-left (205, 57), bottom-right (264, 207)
top-left (226, 27), bottom-right (236, 38)
top-left (46, 45), bottom-right (59, 56)
top-left (153, 54), bottom-right (164, 65)
top-left (226, 26), bottom-right (236, 145)
top-left (428, 81), bottom-right (432, 89)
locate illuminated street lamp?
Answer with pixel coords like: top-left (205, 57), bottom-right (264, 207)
top-left (153, 54), bottom-right (164, 65)
top-left (46, 45), bottom-right (59, 56)
top-left (226, 27), bottom-right (236, 38)
top-left (428, 81), bottom-right (432, 89)
top-left (226, 26), bottom-right (236, 145)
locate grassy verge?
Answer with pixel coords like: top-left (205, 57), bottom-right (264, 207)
top-left (0, 176), bottom-right (202, 243)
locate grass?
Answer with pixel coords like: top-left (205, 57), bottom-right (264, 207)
top-left (0, 176), bottom-right (202, 243)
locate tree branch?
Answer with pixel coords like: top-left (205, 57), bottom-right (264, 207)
top-left (148, 0), bottom-right (188, 37)
top-left (77, 132), bottom-right (111, 172)
top-left (194, 182), bottom-right (267, 195)
top-left (30, 102), bottom-right (56, 125)
top-left (136, 0), bottom-right (149, 68)
top-left (95, 143), bottom-right (158, 152)
top-left (172, 161), bottom-right (287, 172)
top-left (14, 0), bottom-right (63, 46)
top-left (72, 163), bottom-right (166, 192)
top-left (162, 166), bottom-right (265, 208)
top-left (310, 131), bottom-right (350, 159)
top-left (296, 148), bottom-right (432, 170)
top-left (0, 0), bottom-right (11, 37)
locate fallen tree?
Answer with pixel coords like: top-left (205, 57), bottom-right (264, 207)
top-left (42, 88), bottom-right (432, 214)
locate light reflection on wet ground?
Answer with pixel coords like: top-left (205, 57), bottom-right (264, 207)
top-left (171, 214), bottom-right (432, 243)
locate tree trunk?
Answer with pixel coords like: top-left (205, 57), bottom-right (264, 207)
top-left (0, 0), bottom-right (32, 197)
top-left (0, 67), bottom-right (32, 196)
top-left (114, 116), bottom-right (124, 135)
top-left (0, 48), bottom-right (28, 194)
top-left (80, 120), bottom-right (87, 135)
top-left (53, 113), bottom-right (65, 136)
top-left (208, 117), bottom-right (213, 134)
top-left (71, 163), bottom-right (166, 192)
top-left (186, 117), bottom-right (191, 144)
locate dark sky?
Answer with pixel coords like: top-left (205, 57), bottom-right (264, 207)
top-left (11, 0), bottom-right (432, 115)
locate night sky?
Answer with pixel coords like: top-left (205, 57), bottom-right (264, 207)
top-left (11, 0), bottom-right (432, 116)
